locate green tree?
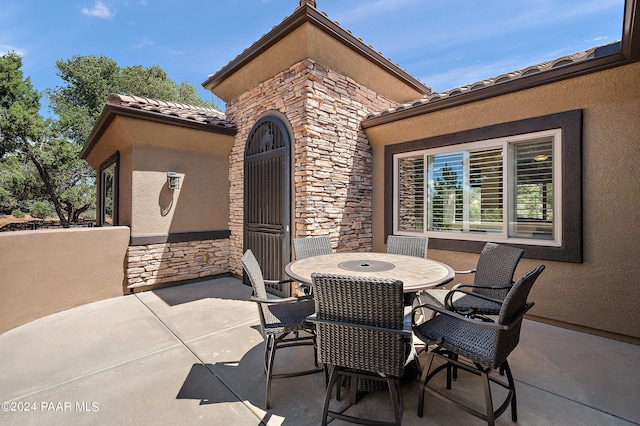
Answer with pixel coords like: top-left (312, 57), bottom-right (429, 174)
top-left (29, 200), bottom-right (53, 220)
top-left (0, 52), bottom-right (85, 225)
top-left (48, 55), bottom-right (219, 144)
top-left (0, 154), bottom-right (46, 213)
top-left (432, 164), bottom-right (462, 230)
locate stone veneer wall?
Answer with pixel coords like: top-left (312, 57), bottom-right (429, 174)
top-left (225, 59), bottom-right (398, 276)
top-left (126, 238), bottom-right (230, 290)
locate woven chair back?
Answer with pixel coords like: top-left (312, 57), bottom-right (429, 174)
top-left (241, 249), bottom-right (268, 299)
top-left (293, 236), bottom-right (332, 259)
top-left (386, 235), bottom-right (428, 258)
top-left (472, 243), bottom-right (524, 298)
top-left (492, 264), bottom-right (545, 367)
top-left (311, 273), bottom-right (406, 377)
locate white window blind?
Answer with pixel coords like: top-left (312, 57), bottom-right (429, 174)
top-left (509, 136), bottom-right (554, 239)
top-left (394, 129), bottom-right (560, 246)
top-left (397, 156), bottom-right (424, 232)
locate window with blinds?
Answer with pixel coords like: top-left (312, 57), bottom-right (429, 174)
top-left (397, 156), bottom-right (424, 232)
top-left (427, 147), bottom-right (503, 234)
top-left (510, 136), bottom-right (554, 240)
top-left (393, 129), bottom-right (561, 246)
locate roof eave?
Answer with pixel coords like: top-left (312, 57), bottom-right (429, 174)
top-left (201, 4), bottom-right (430, 96)
top-left (80, 103), bottom-right (237, 160)
top-left (363, 53), bottom-right (627, 128)
top-left (363, 0), bottom-right (640, 128)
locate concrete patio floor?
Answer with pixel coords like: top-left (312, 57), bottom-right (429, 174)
top-left (1, 276), bottom-right (638, 425)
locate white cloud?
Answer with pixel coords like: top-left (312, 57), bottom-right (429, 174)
top-left (130, 37), bottom-right (153, 49)
top-left (1, 44), bottom-right (26, 56)
top-left (331, 0), bottom-right (421, 24)
top-left (82, 1), bottom-right (115, 19)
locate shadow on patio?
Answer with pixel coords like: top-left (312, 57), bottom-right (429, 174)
top-left (1, 277), bottom-right (638, 425)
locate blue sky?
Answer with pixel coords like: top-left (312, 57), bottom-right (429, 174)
top-left (1, 0), bottom-right (625, 111)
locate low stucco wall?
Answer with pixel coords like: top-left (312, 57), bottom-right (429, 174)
top-left (0, 226), bottom-right (130, 334)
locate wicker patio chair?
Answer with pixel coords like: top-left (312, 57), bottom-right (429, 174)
top-left (421, 243), bottom-right (524, 317)
top-left (386, 235), bottom-right (428, 307)
top-left (308, 273), bottom-right (411, 426)
top-left (293, 236), bottom-right (333, 259)
top-left (241, 249), bottom-right (322, 409)
top-left (386, 235), bottom-right (428, 258)
top-left (292, 236), bottom-right (333, 295)
top-left (412, 264), bottom-right (545, 426)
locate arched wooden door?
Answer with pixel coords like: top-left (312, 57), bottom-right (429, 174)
top-left (244, 116), bottom-right (292, 296)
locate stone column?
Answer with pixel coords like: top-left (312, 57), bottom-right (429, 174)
top-left (225, 59), bottom-right (398, 276)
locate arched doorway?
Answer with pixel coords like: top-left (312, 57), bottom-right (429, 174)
top-left (244, 115), bottom-right (292, 296)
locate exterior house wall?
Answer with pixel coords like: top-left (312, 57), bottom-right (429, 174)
top-left (129, 143), bottom-right (230, 235)
top-left (126, 239), bottom-right (230, 290)
top-left (365, 61), bottom-right (640, 341)
top-left (224, 58), bottom-right (398, 277)
top-left (123, 128), bottom-right (233, 290)
top-left (84, 116), bottom-right (235, 291)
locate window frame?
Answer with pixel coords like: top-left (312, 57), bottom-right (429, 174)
top-left (393, 128), bottom-right (562, 247)
top-left (98, 152), bottom-right (119, 227)
top-left (384, 110), bottom-right (582, 262)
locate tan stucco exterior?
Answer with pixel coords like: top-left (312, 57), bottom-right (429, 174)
top-left (366, 62), bottom-right (640, 341)
top-left (0, 227), bottom-right (130, 333)
top-left (84, 115), bottom-right (234, 236)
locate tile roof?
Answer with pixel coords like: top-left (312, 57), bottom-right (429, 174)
top-left (107, 93), bottom-right (235, 130)
top-left (367, 41), bottom-right (620, 119)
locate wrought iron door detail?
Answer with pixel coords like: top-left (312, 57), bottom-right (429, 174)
top-left (244, 116), bottom-right (292, 296)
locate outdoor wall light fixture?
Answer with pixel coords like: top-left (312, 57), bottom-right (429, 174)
top-left (167, 172), bottom-right (180, 190)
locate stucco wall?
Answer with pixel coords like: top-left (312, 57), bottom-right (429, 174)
top-left (366, 62), bottom-right (640, 342)
top-left (79, 114), bottom-right (235, 291)
top-left (0, 227), bottom-right (130, 334)
top-left (130, 144), bottom-right (230, 235)
top-left (84, 116), bottom-right (233, 235)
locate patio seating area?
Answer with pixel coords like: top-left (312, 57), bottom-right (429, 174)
top-left (1, 276), bottom-right (638, 425)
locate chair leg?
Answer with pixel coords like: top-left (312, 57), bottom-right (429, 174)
top-left (322, 368), bottom-right (341, 426)
top-left (502, 361), bottom-right (517, 421)
top-left (452, 353), bottom-right (458, 381)
top-left (417, 352), bottom-right (436, 417)
top-left (263, 335), bottom-right (272, 374)
top-left (349, 376), bottom-right (358, 404)
top-left (313, 335), bottom-right (320, 368)
top-left (265, 335), bottom-right (277, 409)
top-left (388, 378), bottom-right (403, 425)
top-left (481, 370), bottom-right (495, 426)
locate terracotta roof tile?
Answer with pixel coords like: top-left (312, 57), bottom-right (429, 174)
top-left (367, 41), bottom-right (620, 119)
top-left (107, 93), bottom-right (235, 129)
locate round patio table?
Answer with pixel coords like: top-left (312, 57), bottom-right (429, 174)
top-left (286, 251), bottom-right (454, 387)
top-left (285, 252), bottom-right (454, 293)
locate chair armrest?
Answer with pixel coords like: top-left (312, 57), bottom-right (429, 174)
top-left (307, 315), bottom-right (412, 339)
top-left (412, 302), bottom-right (534, 330)
top-left (296, 294), bottom-right (314, 302)
top-left (444, 288), bottom-right (504, 310)
top-left (455, 283), bottom-right (512, 291)
top-left (264, 278), bottom-right (294, 286)
top-left (250, 295), bottom-right (300, 304)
